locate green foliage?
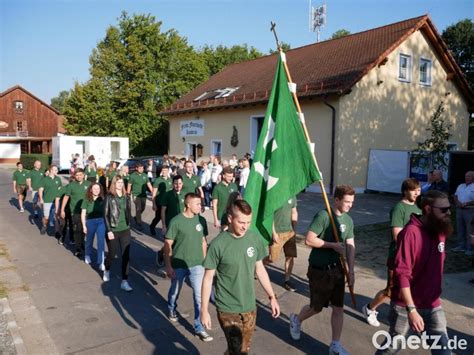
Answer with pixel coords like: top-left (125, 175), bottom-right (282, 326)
top-left (442, 19), bottom-right (474, 89)
top-left (50, 90), bottom-right (71, 113)
top-left (199, 44), bottom-right (263, 76)
top-left (331, 29), bottom-right (351, 40)
top-left (20, 154), bottom-right (52, 170)
top-left (416, 101), bottom-right (452, 168)
top-left (268, 42), bottom-right (291, 54)
top-left (63, 12), bottom-right (208, 155)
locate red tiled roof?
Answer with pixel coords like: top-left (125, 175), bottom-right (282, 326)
top-left (162, 15), bottom-right (473, 115)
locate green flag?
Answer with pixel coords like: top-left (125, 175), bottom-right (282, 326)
top-left (244, 52), bottom-right (322, 244)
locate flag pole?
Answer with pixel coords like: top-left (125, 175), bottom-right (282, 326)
top-left (270, 22), bottom-right (356, 308)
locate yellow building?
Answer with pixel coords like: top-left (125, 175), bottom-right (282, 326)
top-left (162, 15), bottom-right (473, 192)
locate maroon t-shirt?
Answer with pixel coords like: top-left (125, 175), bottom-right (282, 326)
top-left (392, 214), bottom-right (446, 309)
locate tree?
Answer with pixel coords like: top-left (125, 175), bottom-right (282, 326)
top-left (268, 42), bottom-right (291, 54)
top-left (50, 90), bottom-right (71, 113)
top-left (331, 29), bottom-right (351, 40)
top-left (63, 12), bottom-right (209, 154)
top-left (442, 19), bottom-right (474, 89)
top-left (415, 101), bottom-right (452, 169)
top-left (199, 44), bottom-right (263, 76)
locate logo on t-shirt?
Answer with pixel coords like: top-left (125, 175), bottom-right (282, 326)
top-left (230, 188), bottom-right (235, 193)
top-left (288, 199), bottom-right (293, 204)
top-left (84, 186), bottom-right (87, 190)
top-left (196, 224), bottom-right (202, 232)
top-left (246, 247), bottom-right (255, 258)
top-left (438, 242), bottom-right (445, 253)
top-left (340, 224), bottom-right (346, 233)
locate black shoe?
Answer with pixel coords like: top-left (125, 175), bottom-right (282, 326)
top-left (55, 232), bottom-right (61, 239)
top-left (74, 250), bottom-right (82, 258)
top-left (150, 226), bottom-right (156, 236)
top-left (283, 281), bottom-right (296, 292)
top-left (58, 239), bottom-right (64, 245)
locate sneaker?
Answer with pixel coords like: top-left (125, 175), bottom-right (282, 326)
top-left (196, 330), bottom-right (213, 342)
top-left (465, 250), bottom-right (473, 257)
top-left (289, 313), bottom-right (301, 340)
top-left (168, 311), bottom-right (178, 322)
top-left (99, 263), bottom-right (106, 271)
top-left (84, 255), bottom-right (91, 264)
top-left (284, 281), bottom-right (296, 292)
top-left (329, 341), bottom-right (350, 355)
top-left (121, 280), bottom-right (133, 292)
top-left (57, 239), bottom-right (64, 245)
top-left (40, 226), bottom-right (47, 235)
top-left (74, 250), bottom-right (82, 258)
top-left (452, 246), bottom-right (465, 252)
top-left (362, 304), bottom-right (380, 327)
top-left (103, 270), bottom-right (110, 282)
top-left (20, 208), bottom-right (24, 213)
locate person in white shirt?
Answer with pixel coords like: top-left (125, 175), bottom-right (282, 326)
top-left (210, 157), bottom-right (222, 189)
top-left (239, 159), bottom-right (250, 195)
top-left (453, 171), bottom-right (474, 256)
top-left (199, 161), bottom-right (212, 208)
top-left (229, 154), bottom-right (238, 169)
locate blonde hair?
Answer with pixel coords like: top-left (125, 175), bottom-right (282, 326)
top-left (108, 174), bottom-right (126, 196)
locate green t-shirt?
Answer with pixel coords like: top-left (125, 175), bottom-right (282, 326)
top-left (12, 169), bottom-right (29, 185)
top-left (274, 196), bottom-right (297, 233)
top-left (106, 170), bottom-right (116, 183)
top-left (388, 201), bottom-right (422, 258)
top-left (29, 169), bottom-right (45, 190)
top-left (153, 177), bottom-right (173, 205)
top-left (203, 230), bottom-right (267, 313)
top-left (81, 197), bottom-right (105, 219)
top-left (182, 174), bottom-right (201, 196)
top-left (308, 210), bottom-right (354, 268)
top-left (65, 180), bottom-right (91, 214)
top-left (113, 195), bottom-right (129, 232)
top-left (212, 182), bottom-right (239, 221)
top-left (163, 190), bottom-right (185, 226)
top-left (85, 166), bottom-right (97, 179)
top-left (129, 172), bottom-right (149, 197)
top-left (166, 213), bottom-right (208, 269)
top-left (40, 176), bottom-right (63, 203)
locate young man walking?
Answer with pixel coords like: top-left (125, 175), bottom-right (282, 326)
top-left (181, 160), bottom-right (204, 199)
top-left (61, 168), bottom-right (90, 256)
top-left (164, 193), bottom-right (213, 342)
top-left (375, 190), bottom-right (452, 354)
top-left (12, 162), bottom-right (29, 212)
top-left (127, 163), bottom-right (152, 230)
top-left (264, 196), bottom-right (299, 292)
top-left (201, 199), bottom-right (280, 354)
top-left (290, 185), bottom-right (356, 355)
top-left (211, 166), bottom-right (238, 229)
top-left (38, 165), bottom-right (62, 235)
top-left (150, 165), bottom-right (173, 236)
top-left (27, 160), bottom-right (45, 218)
top-left (363, 178), bottom-right (421, 326)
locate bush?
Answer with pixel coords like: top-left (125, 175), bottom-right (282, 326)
top-left (20, 154), bottom-right (52, 170)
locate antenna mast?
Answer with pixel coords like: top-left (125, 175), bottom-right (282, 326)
top-left (309, 1), bottom-right (326, 42)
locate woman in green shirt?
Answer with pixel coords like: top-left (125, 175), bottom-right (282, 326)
top-left (85, 160), bottom-right (98, 183)
top-left (105, 161), bottom-right (118, 189)
top-left (103, 175), bottom-right (133, 292)
top-left (81, 183), bottom-right (105, 270)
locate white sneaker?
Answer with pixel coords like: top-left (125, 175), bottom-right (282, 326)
top-left (20, 208), bottom-right (24, 213)
top-left (99, 263), bottom-right (106, 271)
top-left (362, 304), bottom-right (380, 327)
top-left (289, 313), bottom-right (301, 340)
top-left (329, 341), bottom-right (350, 355)
top-left (103, 270), bottom-right (110, 282)
top-left (84, 255), bottom-right (91, 264)
top-left (121, 280), bottom-right (133, 292)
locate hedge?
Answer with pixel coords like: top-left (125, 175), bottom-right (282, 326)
top-left (20, 154), bottom-right (52, 170)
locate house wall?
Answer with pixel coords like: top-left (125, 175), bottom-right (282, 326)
top-left (337, 29), bottom-right (470, 190)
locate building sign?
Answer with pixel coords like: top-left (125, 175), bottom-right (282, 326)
top-left (0, 121), bottom-right (8, 129)
top-left (180, 120), bottom-right (204, 137)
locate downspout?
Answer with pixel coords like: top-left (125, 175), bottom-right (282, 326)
top-left (323, 99), bottom-right (336, 194)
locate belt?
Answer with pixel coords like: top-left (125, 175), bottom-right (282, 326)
top-left (311, 262), bottom-right (342, 271)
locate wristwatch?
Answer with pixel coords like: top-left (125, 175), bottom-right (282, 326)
top-left (406, 305), bottom-right (416, 313)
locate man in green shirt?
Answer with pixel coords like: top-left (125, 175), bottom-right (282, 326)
top-left (127, 163), bottom-right (152, 230)
top-left (182, 160), bottom-right (204, 204)
top-left (160, 175), bottom-right (185, 235)
top-left (150, 165), bottom-right (173, 236)
top-left (164, 193), bottom-right (213, 342)
top-left (264, 196), bottom-right (299, 292)
top-left (38, 165), bottom-right (62, 235)
top-left (27, 160), bottom-right (45, 218)
top-left (212, 166), bottom-right (238, 229)
top-left (201, 199), bottom-right (280, 354)
top-left (12, 161), bottom-right (29, 212)
top-left (363, 178), bottom-right (421, 327)
top-left (61, 168), bottom-right (91, 257)
top-left (290, 185), bottom-right (356, 355)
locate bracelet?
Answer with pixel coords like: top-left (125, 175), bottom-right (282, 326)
top-left (268, 295), bottom-right (277, 300)
top-left (406, 305), bottom-right (416, 313)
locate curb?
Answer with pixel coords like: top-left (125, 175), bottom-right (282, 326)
top-left (0, 297), bottom-right (26, 355)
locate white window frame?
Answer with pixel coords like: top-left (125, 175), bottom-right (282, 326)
top-left (398, 54), bottom-right (412, 82)
top-left (419, 57), bottom-right (432, 86)
top-left (210, 139), bottom-right (222, 157)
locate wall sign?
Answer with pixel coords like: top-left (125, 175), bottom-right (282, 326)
top-left (180, 120), bottom-right (204, 137)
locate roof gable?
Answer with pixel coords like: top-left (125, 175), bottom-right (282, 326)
top-left (163, 15), bottom-right (473, 115)
top-left (0, 85), bottom-right (61, 115)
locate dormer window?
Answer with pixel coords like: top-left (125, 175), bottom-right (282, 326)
top-left (398, 54), bottom-right (411, 82)
top-left (14, 101), bottom-right (24, 113)
top-left (419, 58), bottom-right (432, 86)
top-left (193, 87), bottom-right (240, 101)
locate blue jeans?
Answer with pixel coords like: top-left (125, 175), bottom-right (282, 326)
top-left (85, 218), bottom-right (106, 265)
top-left (167, 265), bottom-right (205, 333)
top-left (375, 303), bottom-right (450, 355)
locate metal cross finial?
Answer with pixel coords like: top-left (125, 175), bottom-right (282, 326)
top-left (270, 21), bottom-right (281, 52)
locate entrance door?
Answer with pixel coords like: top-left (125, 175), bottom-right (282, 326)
top-left (111, 141), bottom-right (120, 161)
top-left (187, 142), bottom-right (197, 160)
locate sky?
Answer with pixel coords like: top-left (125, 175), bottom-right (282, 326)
top-left (1, 0), bottom-right (472, 103)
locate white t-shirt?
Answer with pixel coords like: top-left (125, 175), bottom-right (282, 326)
top-left (240, 167), bottom-right (250, 187)
top-left (200, 169), bottom-right (211, 187)
top-left (455, 183), bottom-right (474, 204)
top-left (211, 165), bottom-right (222, 183)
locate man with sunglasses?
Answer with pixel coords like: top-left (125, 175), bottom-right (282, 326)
top-left (375, 190), bottom-right (452, 354)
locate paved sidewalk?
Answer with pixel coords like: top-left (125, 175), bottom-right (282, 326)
top-left (0, 168), bottom-right (473, 354)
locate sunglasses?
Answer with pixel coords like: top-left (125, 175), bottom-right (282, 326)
top-left (432, 206), bottom-right (451, 213)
